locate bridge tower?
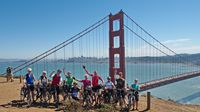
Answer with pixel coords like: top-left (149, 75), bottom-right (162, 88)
top-left (109, 10), bottom-right (125, 83)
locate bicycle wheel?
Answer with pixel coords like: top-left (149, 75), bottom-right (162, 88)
top-left (27, 90), bottom-right (31, 106)
top-left (128, 94), bottom-right (132, 110)
top-left (20, 88), bottom-right (25, 101)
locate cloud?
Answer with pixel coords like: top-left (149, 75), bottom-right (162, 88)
top-left (162, 38), bottom-right (191, 44)
top-left (126, 38), bottom-right (200, 56)
top-left (172, 45), bottom-right (200, 54)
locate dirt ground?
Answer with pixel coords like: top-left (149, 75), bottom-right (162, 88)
top-left (0, 77), bottom-right (200, 112)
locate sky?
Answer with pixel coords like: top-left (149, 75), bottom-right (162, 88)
top-left (0, 0), bottom-right (200, 59)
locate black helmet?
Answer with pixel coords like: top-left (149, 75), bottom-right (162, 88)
top-left (107, 76), bottom-right (111, 80)
top-left (57, 69), bottom-right (62, 73)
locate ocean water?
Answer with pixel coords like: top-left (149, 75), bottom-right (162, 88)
top-left (0, 61), bottom-right (200, 105)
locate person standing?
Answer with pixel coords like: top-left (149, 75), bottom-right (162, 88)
top-left (75, 74), bottom-right (91, 106)
top-left (104, 76), bottom-right (115, 103)
top-left (25, 68), bottom-right (36, 103)
top-left (50, 69), bottom-right (62, 108)
top-left (130, 79), bottom-right (140, 111)
top-left (115, 71), bottom-right (126, 107)
top-left (82, 65), bottom-right (104, 105)
top-left (39, 71), bottom-right (48, 103)
top-left (63, 68), bottom-right (74, 93)
top-left (6, 66), bottom-right (14, 82)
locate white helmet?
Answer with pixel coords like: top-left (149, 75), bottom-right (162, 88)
top-left (43, 71), bottom-right (47, 74)
top-left (84, 74), bottom-right (88, 77)
top-left (27, 68), bottom-right (32, 72)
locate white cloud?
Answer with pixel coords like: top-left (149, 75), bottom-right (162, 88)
top-left (162, 38), bottom-right (200, 54)
top-left (126, 38), bottom-right (200, 56)
top-left (162, 38), bottom-right (191, 44)
top-left (171, 45), bottom-right (200, 54)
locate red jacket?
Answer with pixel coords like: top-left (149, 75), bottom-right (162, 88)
top-left (52, 75), bottom-right (60, 86)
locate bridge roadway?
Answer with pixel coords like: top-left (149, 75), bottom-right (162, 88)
top-left (139, 71), bottom-right (200, 91)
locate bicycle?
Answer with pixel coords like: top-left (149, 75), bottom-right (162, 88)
top-left (20, 84), bottom-right (32, 106)
top-left (62, 84), bottom-right (72, 101)
top-left (82, 86), bottom-right (93, 109)
top-left (115, 89), bottom-right (126, 109)
top-left (102, 88), bottom-right (115, 103)
top-left (20, 85), bottom-right (27, 101)
top-left (46, 84), bottom-right (53, 104)
top-left (127, 89), bottom-right (135, 110)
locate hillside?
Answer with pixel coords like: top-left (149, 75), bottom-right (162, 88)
top-left (0, 77), bottom-right (200, 112)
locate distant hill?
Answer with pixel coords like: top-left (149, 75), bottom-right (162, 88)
top-left (135, 53), bottom-right (200, 65)
top-left (0, 59), bottom-right (26, 63)
top-left (1, 53), bottom-right (200, 65)
top-left (64, 53), bottom-right (200, 65)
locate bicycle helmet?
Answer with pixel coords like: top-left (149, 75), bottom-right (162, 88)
top-left (107, 76), bottom-right (111, 80)
top-left (27, 68), bottom-right (32, 72)
top-left (43, 71), bottom-right (47, 74)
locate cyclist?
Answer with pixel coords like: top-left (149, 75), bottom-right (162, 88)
top-left (82, 65), bottom-right (104, 105)
top-left (71, 82), bottom-right (80, 101)
top-left (50, 69), bottom-right (62, 108)
top-left (115, 71), bottom-right (126, 107)
top-left (76, 74), bottom-right (91, 106)
top-left (39, 71), bottom-right (48, 103)
top-left (104, 76), bottom-right (115, 103)
top-left (6, 66), bottom-right (14, 82)
top-left (130, 79), bottom-right (140, 111)
top-left (63, 68), bottom-right (74, 94)
top-left (25, 68), bottom-right (36, 103)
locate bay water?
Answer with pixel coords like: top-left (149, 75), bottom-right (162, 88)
top-left (0, 61), bottom-right (200, 105)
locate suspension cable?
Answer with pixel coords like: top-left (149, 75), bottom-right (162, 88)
top-left (124, 25), bottom-right (171, 57)
top-left (124, 12), bottom-right (199, 68)
top-left (124, 13), bottom-right (178, 56)
top-left (13, 18), bottom-right (109, 74)
top-left (12, 15), bottom-right (109, 73)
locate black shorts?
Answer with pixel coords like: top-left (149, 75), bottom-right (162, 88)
top-left (83, 89), bottom-right (91, 100)
top-left (104, 89), bottom-right (114, 97)
top-left (92, 85), bottom-right (102, 92)
top-left (134, 93), bottom-right (139, 101)
top-left (117, 89), bottom-right (125, 98)
top-left (63, 85), bottom-right (72, 93)
top-left (40, 86), bottom-right (47, 93)
top-left (28, 84), bottom-right (34, 91)
top-left (51, 85), bottom-right (60, 95)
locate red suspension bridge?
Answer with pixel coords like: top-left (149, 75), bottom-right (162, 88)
top-left (3, 10), bottom-right (200, 91)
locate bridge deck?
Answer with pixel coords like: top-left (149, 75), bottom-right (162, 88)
top-left (140, 71), bottom-right (200, 91)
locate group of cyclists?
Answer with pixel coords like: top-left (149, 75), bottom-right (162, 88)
top-left (22, 65), bottom-right (140, 111)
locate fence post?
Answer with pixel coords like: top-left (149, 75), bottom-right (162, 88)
top-left (147, 92), bottom-right (151, 110)
top-left (6, 75), bottom-right (9, 82)
top-left (20, 75), bottom-right (22, 83)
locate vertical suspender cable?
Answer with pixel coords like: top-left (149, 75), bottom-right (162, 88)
top-left (54, 52), bottom-right (57, 70)
top-left (64, 46), bottom-right (66, 69)
top-left (46, 53), bottom-right (49, 75)
top-left (72, 42), bottom-right (75, 75)
top-left (88, 30), bottom-right (90, 71)
top-left (96, 28), bottom-right (98, 70)
top-left (36, 62), bottom-right (39, 78)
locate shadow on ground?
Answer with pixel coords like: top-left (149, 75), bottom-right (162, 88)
top-left (0, 100), bottom-right (150, 112)
top-left (0, 100), bottom-right (56, 109)
top-left (176, 91), bottom-right (200, 104)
